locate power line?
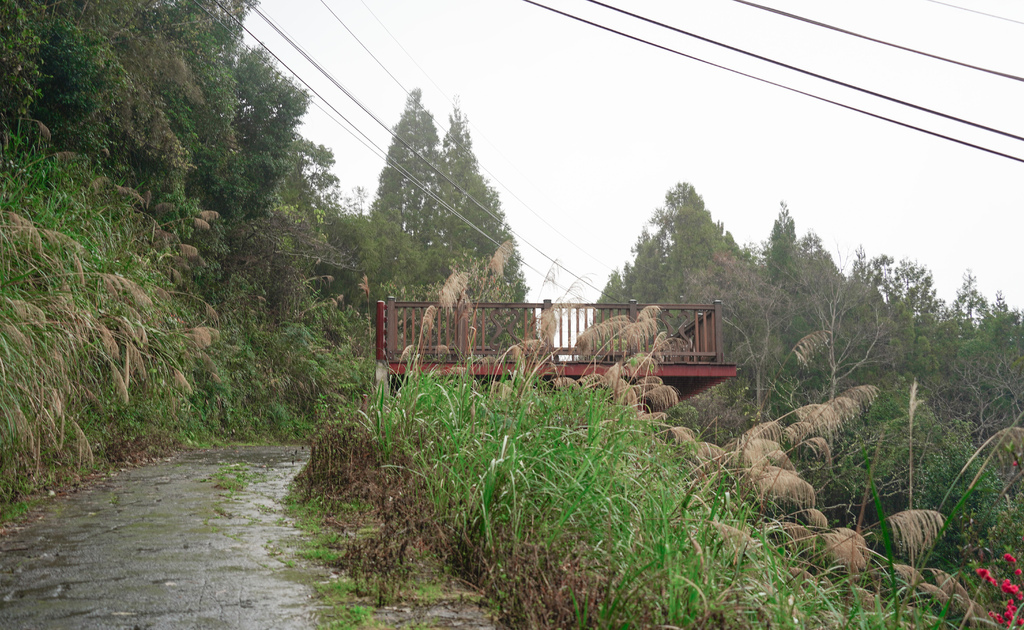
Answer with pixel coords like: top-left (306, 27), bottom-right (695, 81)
top-left (194, 0), bottom-right (595, 298)
top-left (327, 0), bottom-right (618, 274)
top-left (520, 0), bottom-right (1024, 165)
top-left (248, 5), bottom-right (615, 300)
top-left (730, 0), bottom-right (1024, 83)
top-left (355, 0), bottom-right (543, 189)
top-left (581, 0), bottom-right (1024, 144)
top-left (921, 0), bottom-right (1024, 26)
top-left (192, 2), bottom-right (509, 260)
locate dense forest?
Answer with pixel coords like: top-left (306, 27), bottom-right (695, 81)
top-left (3, 0), bottom-right (1023, 627)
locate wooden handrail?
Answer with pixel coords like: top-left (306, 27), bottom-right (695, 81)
top-left (376, 300), bottom-right (728, 365)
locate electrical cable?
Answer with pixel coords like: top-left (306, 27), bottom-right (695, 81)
top-left (520, 0), bottom-right (1024, 165)
top-left (581, 0), bottom-right (1024, 144)
top-left (317, 0), bottom-right (618, 274)
top-left (356, 0), bottom-right (545, 190)
top-left (921, 0), bottom-right (1024, 26)
top-left (730, 0), bottom-right (1024, 83)
top-left (192, 0), bottom-right (596, 298)
top-left (249, 4), bottom-right (615, 299)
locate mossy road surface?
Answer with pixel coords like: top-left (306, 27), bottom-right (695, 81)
top-left (0, 446), bottom-right (324, 630)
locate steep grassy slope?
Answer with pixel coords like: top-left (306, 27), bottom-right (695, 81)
top-left (0, 132), bottom-right (371, 513)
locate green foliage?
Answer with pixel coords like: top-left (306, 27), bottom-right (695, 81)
top-left (300, 373), bottom-right (966, 628)
top-left (0, 135), bottom-right (203, 502)
top-left (0, 0), bottom-right (42, 120)
top-left (358, 90), bottom-right (526, 302)
top-left (32, 17), bottom-right (110, 134)
top-left (610, 182), bottom-right (739, 303)
top-left (764, 202), bottom-right (798, 284)
top-left (189, 48), bottom-right (309, 222)
top-left (0, 130), bottom-right (372, 511)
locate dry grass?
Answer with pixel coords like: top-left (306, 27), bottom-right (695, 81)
top-left (695, 441), bottom-right (726, 461)
top-left (781, 386), bottom-right (879, 444)
top-left (798, 436), bottom-right (833, 466)
top-left (488, 240), bottom-right (514, 276)
top-left (793, 330), bottom-right (830, 366)
top-left (1, 169), bottom-right (223, 501)
top-left (795, 508), bottom-right (828, 529)
top-left (549, 376), bottom-right (577, 389)
top-left (750, 464), bottom-right (816, 508)
top-left (886, 509), bottom-right (944, 557)
top-left (821, 527), bottom-right (867, 572)
top-left (574, 314), bottom-right (630, 356)
top-left (642, 384), bottom-right (679, 412)
top-left (743, 420), bottom-right (783, 443)
top-left (439, 272), bottom-right (468, 311)
top-left (664, 425), bottom-right (697, 443)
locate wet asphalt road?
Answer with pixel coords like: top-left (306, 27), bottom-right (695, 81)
top-left (0, 446), bottom-right (324, 630)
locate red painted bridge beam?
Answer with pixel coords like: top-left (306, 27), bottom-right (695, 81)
top-left (375, 300), bottom-right (386, 361)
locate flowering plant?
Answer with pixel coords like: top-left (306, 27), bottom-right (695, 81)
top-left (977, 540), bottom-right (1024, 627)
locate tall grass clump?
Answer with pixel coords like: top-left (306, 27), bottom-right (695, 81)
top-left (303, 369), bottom-right (963, 628)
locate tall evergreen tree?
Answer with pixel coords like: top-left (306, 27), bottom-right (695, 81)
top-left (370, 88), bottom-right (439, 242)
top-left (764, 202), bottom-right (798, 284)
top-left (363, 92), bottom-right (525, 298)
top-left (608, 182), bottom-right (739, 302)
top-left (439, 105), bottom-right (525, 297)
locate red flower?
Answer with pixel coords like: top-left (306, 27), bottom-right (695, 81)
top-left (1007, 554), bottom-right (1019, 563)
top-left (1017, 569), bottom-right (1023, 576)
top-left (980, 568), bottom-right (993, 579)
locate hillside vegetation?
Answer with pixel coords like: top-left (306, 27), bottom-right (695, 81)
top-left (0, 0), bottom-right (372, 512)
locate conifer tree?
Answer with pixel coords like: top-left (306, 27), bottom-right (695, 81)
top-left (370, 88), bottom-right (440, 242)
top-left (439, 104), bottom-right (525, 297)
top-left (365, 92), bottom-right (525, 298)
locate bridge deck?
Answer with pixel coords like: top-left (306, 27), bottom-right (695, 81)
top-left (375, 298), bottom-right (737, 401)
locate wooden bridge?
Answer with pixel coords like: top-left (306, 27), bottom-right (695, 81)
top-left (375, 298), bottom-right (736, 400)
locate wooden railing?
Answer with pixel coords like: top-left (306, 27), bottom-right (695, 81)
top-left (376, 298), bottom-right (726, 365)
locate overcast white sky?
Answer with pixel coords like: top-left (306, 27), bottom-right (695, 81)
top-left (245, 0), bottom-right (1024, 306)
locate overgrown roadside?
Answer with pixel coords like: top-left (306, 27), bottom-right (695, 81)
top-left (289, 415), bottom-right (501, 629)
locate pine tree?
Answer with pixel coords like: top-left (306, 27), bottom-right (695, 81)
top-left (764, 202), bottom-right (798, 284)
top-left (613, 182), bottom-right (739, 302)
top-left (439, 104), bottom-right (525, 296)
top-left (370, 88), bottom-right (440, 242)
top-left (364, 92), bottom-right (525, 298)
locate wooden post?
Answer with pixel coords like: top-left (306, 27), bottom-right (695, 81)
top-left (386, 296), bottom-right (397, 360)
top-left (375, 300), bottom-right (386, 360)
top-left (375, 299), bottom-right (391, 396)
top-left (457, 301), bottom-right (469, 356)
top-left (542, 299), bottom-right (551, 344)
top-left (628, 299), bottom-right (638, 356)
top-left (713, 300), bottom-right (724, 364)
